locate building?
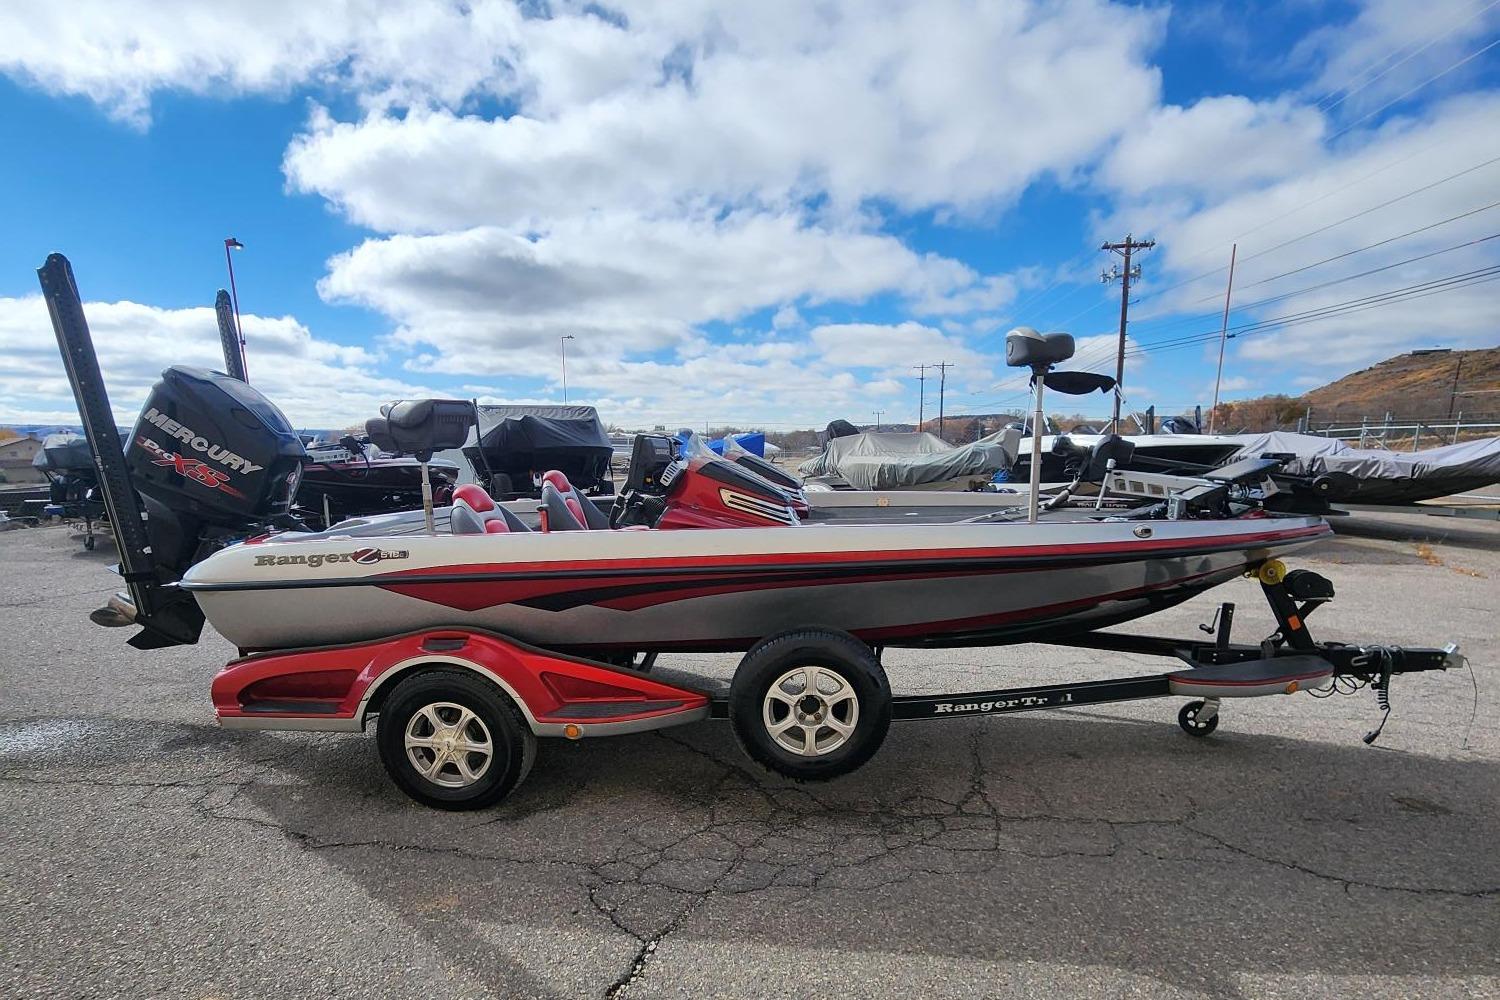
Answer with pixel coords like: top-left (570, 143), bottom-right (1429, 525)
top-left (0, 435), bottom-right (45, 484)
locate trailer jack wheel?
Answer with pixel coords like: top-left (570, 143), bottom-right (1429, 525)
top-left (1178, 699), bottom-right (1220, 737)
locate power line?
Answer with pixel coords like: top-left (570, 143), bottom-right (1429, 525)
top-left (1122, 270), bottom-right (1500, 360)
top-left (1008, 123), bottom-right (1500, 345)
top-left (1132, 145), bottom-right (1500, 306)
top-left (976, 263), bottom-right (1500, 412)
top-left (1230, 198), bottom-right (1500, 291)
top-left (1125, 264), bottom-right (1500, 355)
top-left (1004, 249), bottom-right (1099, 319)
top-left (1128, 225), bottom-right (1500, 340)
top-left (1316, 0), bottom-right (1500, 114)
top-left (1326, 35), bottom-right (1500, 144)
top-left (991, 159), bottom-right (1500, 403)
top-left (1238, 153), bottom-right (1500, 267)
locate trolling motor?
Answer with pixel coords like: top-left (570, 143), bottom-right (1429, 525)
top-left (1004, 328), bottom-right (1118, 522)
top-left (213, 288), bottom-right (249, 383)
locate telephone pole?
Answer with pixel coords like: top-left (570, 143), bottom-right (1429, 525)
top-left (1100, 234), bottom-right (1154, 432)
top-left (1208, 243), bottom-right (1238, 434)
top-left (934, 361), bottom-right (954, 440)
top-left (913, 364), bottom-right (929, 429)
top-left (1446, 354), bottom-right (1465, 420)
top-left (873, 409), bottom-right (884, 430)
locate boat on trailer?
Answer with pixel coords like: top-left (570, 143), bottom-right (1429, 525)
top-left (40, 255), bottom-right (1469, 810)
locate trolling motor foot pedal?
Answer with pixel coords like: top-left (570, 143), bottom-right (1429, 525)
top-left (1169, 655), bottom-right (1334, 698)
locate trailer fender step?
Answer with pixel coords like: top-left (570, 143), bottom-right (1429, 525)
top-left (1169, 655), bottom-right (1333, 698)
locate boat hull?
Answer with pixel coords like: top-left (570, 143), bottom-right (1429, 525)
top-left (182, 518), bottom-right (1330, 653)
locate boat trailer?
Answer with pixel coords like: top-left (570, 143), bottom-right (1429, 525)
top-left (210, 557), bottom-right (1466, 809)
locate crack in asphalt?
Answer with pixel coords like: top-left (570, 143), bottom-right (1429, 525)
top-left (3, 716), bottom-right (1498, 999)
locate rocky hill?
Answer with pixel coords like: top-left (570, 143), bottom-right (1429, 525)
top-left (1211, 346), bottom-right (1499, 432)
top-left (1302, 347), bottom-right (1498, 423)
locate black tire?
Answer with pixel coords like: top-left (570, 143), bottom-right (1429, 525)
top-left (376, 669), bottom-right (537, 810)
top-left (1178, 700), bottom-right (1220, 737)
top-left (729, 629), bottom-right (891, 781)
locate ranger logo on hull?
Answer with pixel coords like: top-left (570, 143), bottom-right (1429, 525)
top-left (253, 548), bottom-right (409, 569)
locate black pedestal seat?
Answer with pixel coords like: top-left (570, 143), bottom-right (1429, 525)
top-left (365, 399), bottom-right (476, 463)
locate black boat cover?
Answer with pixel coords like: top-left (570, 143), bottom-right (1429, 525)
top-left (463, 405), bottom-right (614, 488)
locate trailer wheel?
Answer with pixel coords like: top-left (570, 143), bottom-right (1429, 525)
top-left (730, 630), bottom-right (891, 781)
top-left (376, 669), bottom-right (536, 810)
top-left (1177, 700), bottom-right (1220, 737)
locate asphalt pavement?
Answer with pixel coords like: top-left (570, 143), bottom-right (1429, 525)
top-left (1, 510), bottom-right (1497, 999)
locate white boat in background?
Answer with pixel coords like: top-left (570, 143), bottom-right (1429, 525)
top-left (1010, 432), bottom-right (1246, 482)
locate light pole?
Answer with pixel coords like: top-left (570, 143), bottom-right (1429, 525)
top-left (223, 237), bottom-right (248, 380)
top-left (560, 335), bottom-right (575, 402)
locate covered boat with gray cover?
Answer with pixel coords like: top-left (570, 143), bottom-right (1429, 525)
top-left (1229, 431), bottom-right (1500, 504)
top-left (799, 429), bottom-right (1019, 490)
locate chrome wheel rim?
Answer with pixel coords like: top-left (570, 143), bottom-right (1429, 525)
top-left (404, 701), bottom-right (494, 788)
top-left (762, 665), bottom-right (859, 757)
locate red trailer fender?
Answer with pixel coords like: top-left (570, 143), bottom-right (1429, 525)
top-left (212, 629), bottom-right (711, 736)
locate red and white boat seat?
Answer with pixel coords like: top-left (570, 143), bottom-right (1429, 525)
top-left (538, 470), bottom-right (610, 531)
top-left (450, 483), bottom-right (531, 535)
top-left (539, 482), bottom-right (583, 532)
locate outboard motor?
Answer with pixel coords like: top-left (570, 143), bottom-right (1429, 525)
top-left (108, 366), bottom-right (306, 647)
top-left (39, 253), bottom-right (309, 648)
top-left (127, 366), bottom-right (306, 529)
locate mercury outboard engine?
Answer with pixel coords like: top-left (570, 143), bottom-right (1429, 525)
top-left (127, 366), bottom-right (306, 529)
top-left (39, 254), bottom-right (309, 648)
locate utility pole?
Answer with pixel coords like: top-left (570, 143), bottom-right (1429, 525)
top-left (1446, 354), bottom-right (1465, 420)
top-left (934, 361), bottom-right (953, 441)
top-left (1208, 243), bottom-right (1237, 434)
top-left (560, 334), bottom-right (575, 402)
top-left (913, 364), bottom-right (929, 429)
top-left (873, 409), bottom-right (884, 430)
top-left (1100, 234), bottom-right (1154, 432)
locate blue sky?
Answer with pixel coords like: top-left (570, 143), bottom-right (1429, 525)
top-left (1, 0), bottom-right (1497, 432)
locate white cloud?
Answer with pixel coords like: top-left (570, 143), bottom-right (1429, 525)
top-left (317, 214), bottom-right (1013, 376)
top-left (808, 322), bottom-right (995, 386)
top-left (1104, 91), bottom-right (1500, 376)
top-left (1290, 0), bottom-right (1500, 118)
top-left (281, 1), bottom-right (1165, 230)
top-left (0, 296), bottom-right (441, 427)
top-left (0, 1), bottom-right (533, 127)
top-left (2, 0), bottom-right (1496, 430)
top-left (771, 305), bottom-right (803, 331)
top-left (1102, 95), bottom-right (1327, 199)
